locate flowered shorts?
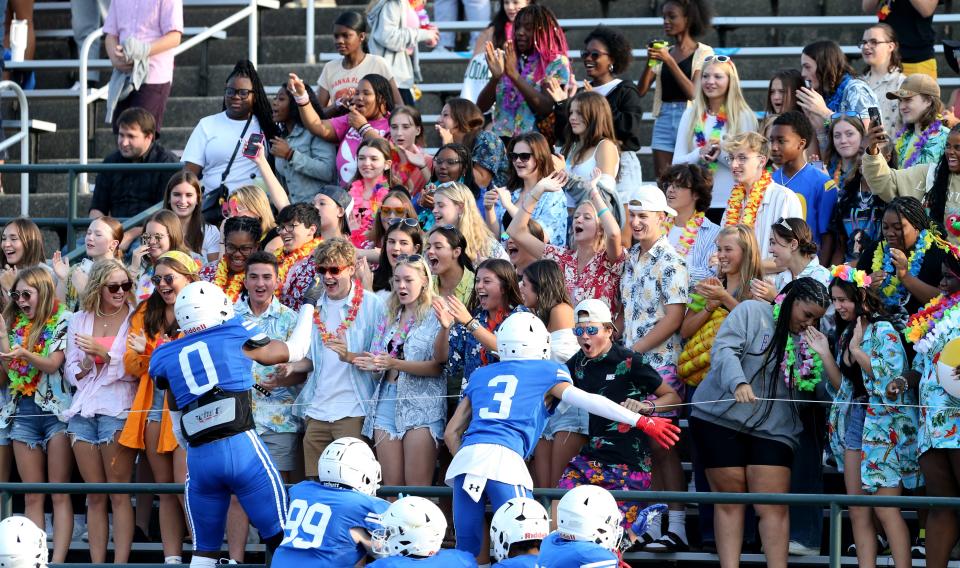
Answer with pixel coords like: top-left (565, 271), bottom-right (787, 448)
top-left (559, 454), bottom-right (652, 529)
top-left (645, 363), bottom-right (683, 418)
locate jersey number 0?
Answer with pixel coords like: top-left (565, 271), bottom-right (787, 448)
top-left (178, 341), bottom-right (221, 396)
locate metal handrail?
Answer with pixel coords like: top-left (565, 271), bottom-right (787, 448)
top-left (0, 81), bottom-right (31, 216)
top-left (1, 483), bottom-right (959, 568)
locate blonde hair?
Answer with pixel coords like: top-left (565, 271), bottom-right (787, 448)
top-left (434, 182), bottom-right (497, 264)
top-left (687, 59), bottom-right (757, 145)
top-left (386, 256), bottom-right (434, 323)
top-left (79, 259), bottom-right (135, 314)
top-left (722, 131), bottom-right (770, 159)
top-left (314, 237), bottom-right (357, 268)
top-left (716, 224), bottom-right (763, 302)
top-left (230, 185), bottom-right (276, 237)
top-left (2, 266), bottom-right (59, 349)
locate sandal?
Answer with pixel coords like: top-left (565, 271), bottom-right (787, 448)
top-left (645, 531), bottom-right (689, 552)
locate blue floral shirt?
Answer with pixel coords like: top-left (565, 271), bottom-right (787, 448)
top-left (495, 189), bottom-right (568, 247)
top-left (234, 298), bottom-right (301, 434)
top-left (443, 306), bottom-right (527, 396)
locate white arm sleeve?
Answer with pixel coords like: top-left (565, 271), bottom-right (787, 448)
top-left (285, 304), bottom-right (315, 363)
top-left (561, 385), bottom-right (642, 426)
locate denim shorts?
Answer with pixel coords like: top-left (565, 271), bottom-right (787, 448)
top-left (0, 425), bottom-right (10, 446)
top-left (651, 101), bottom-right (689, 152)
top-left (146, 385), bottom-right (166, 423)
top-left (844, 402), bottom-right (867, 451)
top-left (542, 403), bottom-right (589, 440)
top-left (371, 382), bottom-right (444, 443)
top-left (67, 413), bottom-right (127, 446)
top-left (9, 397), bottom-right (67, 450)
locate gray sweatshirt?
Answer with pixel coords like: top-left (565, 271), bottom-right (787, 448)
top-left (690, 300), bottom-right (801, 449)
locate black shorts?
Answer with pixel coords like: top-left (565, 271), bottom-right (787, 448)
top-left (689, 416), bottom-right (794, 469)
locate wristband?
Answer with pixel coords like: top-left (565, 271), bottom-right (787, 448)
top-left (294, 93), bottom-right (310, 106)
top-left (597, 207), bottom-right (609, 217)
top-left (358, 123), bottom-right (372, 135)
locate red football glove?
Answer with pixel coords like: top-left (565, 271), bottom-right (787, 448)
top-left (635, 416), bottom-right (681, 449)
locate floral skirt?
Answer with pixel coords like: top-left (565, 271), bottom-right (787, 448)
top-left (559, 454), bottom-right (652, 529)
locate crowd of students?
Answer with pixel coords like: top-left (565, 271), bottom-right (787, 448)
top-left (2, 0), bottom-right (960, 565)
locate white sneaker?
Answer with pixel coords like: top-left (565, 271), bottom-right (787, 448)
top-left (788, 540), bottom-right (819, 556)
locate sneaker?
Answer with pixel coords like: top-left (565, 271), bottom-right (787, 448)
top-left (69, 80), bottom-right (82, 92)
top-left (645, 531), bottom-right (689, 552)
top-left (788, 541), bottom-right (819, 556)
top-left (217, 560), bottom-right (238, 565)
top-left (912, 536), bottom-right (926, 559)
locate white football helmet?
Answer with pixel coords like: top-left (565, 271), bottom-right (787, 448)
top-left (317, 437), bottom-right (381, 496)
top-left (175, 281), bottom-right (235, 335)
top-left (490, 498), bottom-right (550, 562)
top-left (496, 312), bottom-right (551, 361)
top-left (372, 497), bottom-right (445, 558)
top-left (0, 516), bottom-right (47, 568)
top-left (556, 485), bottom-right (623, 551)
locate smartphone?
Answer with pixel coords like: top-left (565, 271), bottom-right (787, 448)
top-left (804, 79), bottom-right (812, 89)
top-left (242, 133), bottom-right (265, 159)
top-left (868, 106), bottom-right (882, 128)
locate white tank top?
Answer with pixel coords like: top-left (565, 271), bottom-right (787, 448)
top-left (566, 140), bottom-right (619, 207)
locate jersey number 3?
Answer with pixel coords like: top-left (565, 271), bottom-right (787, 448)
top-left (478, 375), bottom-right (518, 420)
top-left (178, 342), bottom-right (221, 396)
top-left (281, 499), bottom-right (331, 549)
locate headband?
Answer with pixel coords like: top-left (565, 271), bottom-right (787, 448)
top-left (830, 264), bottom-right (871, 288)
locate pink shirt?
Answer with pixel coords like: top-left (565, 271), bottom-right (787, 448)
top-left (330, 114), bottom-right (391, 185)
top-left (103, 0), bottom-right (183, 84)
top-left (64, 310), bottom-right (138, 419)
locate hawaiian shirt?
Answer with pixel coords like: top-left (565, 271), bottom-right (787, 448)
top-left (492, 54), bottom-right (570, 138)
top-left (495, 189), bottom-right (568, 247)
top-left (827, 321), bottom-right (920, 490)
top-left (620, 236), bottom-right (689, 371)
top-left (234, 297), bottom-right (301, 434)
top-left (913, 326), bottom-right (960, 455)
top-left (542, 244), bottom-right (625, 314)
top-left (472, 130), bottom-right (509, 189)
top-left (896, 124), bottom-right (950, 169)
top-left (279, 258), bottom-right (318, 311)
top-left (443, 306), bottom-right (527, 395)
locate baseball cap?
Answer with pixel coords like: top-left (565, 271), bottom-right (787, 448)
top-left (316, 185), bottom-right (353, 211)
top-left (626, 185), bottom-right (678, 217)
top-left (574, 299), bottom-right (613, 324)
top-left (886, 73), bottom-right (940, 100)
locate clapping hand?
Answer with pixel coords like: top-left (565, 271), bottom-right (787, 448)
top-left (484, 41), bottom-right (506, 79)
top-left (542, 76), bottom-right (567, 103)
top-left (52, 251), bottom-right (69, 281)
top-left (127, 331), bottom-right (147, 355)
top-left (432, 297), bottom-right (455, 329)
top-left (803, 326), bottom-right (831, 359)
top-left (326, 335), bottom-right (351, 363)
top-left (75, 333), bottom-right (109, 360)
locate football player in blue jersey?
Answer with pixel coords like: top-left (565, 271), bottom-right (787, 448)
top-left (490, 498), bottom-right (549, 567)
top-left (272, 437), bottom-right (389, 567)
top-left (368, 496), bottom-right (477, 567)
top-left (537, 485), bottom-right (623, 568)
top-left (148, 281), bottom-right (319, 568)
top-left (443, 311), bottom-right (681, 563)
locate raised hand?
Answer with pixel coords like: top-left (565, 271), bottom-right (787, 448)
top-left (484, 41), bottom-right (506, 79)
top-left (52, 251), bottom-right (69, 281)
top-left (287, 73), bottom-right (307, 97)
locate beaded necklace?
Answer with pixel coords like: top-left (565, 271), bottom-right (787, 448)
top-left (7, 302), bottom-right (66, 397)
top-left (665, 212), bottom-right (706, 257)
top-left (212, 259), bottom-right (245, 302)
top-left (314, 281), bottom-right (365, 342)
top-left (692, 107), bottom-right (727, 172)
top-left (870, 230), bottom-right (934, 307)
top-left (725, 170), bottom-right (773, 227)
top-left (772, 294), bottom-right (824, 391)
top-left (894, 119), bottom-right (943, 169)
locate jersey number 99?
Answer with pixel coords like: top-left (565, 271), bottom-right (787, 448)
top-left (281, 499), bottom-right (332, 549)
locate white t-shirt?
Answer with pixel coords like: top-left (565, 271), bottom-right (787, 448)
top-left (201, 224), bottom-right (221, 259)
top-left (317, 55), bottom-right (395, 103)
top-left (305, 293), bottom-right (365, 421)
top-left (181, 112), bottom-right (264, 194)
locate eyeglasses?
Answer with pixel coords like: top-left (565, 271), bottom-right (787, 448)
top-left (381, 207), bottom-right (408, 217)
top-left (9, 290), bottom-right (33, 303)
top-left (225, 87), bottom-right (252, 99)
top-left (150, 274), bottom-right (180, 286)
top-left (509, 152), bottom-right (533, 163)
top-left (703, 55), bottom-right (732, 64)
top-left (582, 50), bottom-right (610, 60)
top-left (434, 158), bottom-right (462, 167)
top-left (573, 325), bottom-right (601, 336)
top-left (316, 265), bottom-right (351, 276)
top-left (142, 233), bottom-right (168, 244)
top-left (278, 222), bottom-right (302, 234)
top-left (858, 39), bottom-right (893, 48)
top-left (830, 111), bottom-right (860, 121)
top-left (724, 153), bottom-right (759, 165)
top-left (388, 217), bottom-right (420, 227)
top-left (104, 282), bottom-right (133, 293)
top-left (224, 243), bottom-right (257, 255)
top-left (396, 254), bottom-right (424, 264)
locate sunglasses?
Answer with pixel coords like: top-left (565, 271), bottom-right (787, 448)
top-left (583, 49), bottom-right (610, 60)
top-left (396, 254), bottom-right (424, 264)
top-left (509, 152), bottom-right (534, 163)
top-left (703, 54), bottom-right (732, 63)
top-left (381, 207), bottom-right (408, 217)
top-left (830, 111), bottom-right (860, 121)
top-left (150, 274), bottom-right (180, 286)
top-left (388, 217), bottom-right (420, 227)
top-left (104, 282), bottom-right (133, 293)
top-left (316, 265), bottom-right (351, 276)
top-left (573, 326), bottom-right (601, 336)
top-left (775, 217), bottom-right (794, 233)
top-left (9, 290), bottom-right (33, 303)
top-left (224, 87), bottom-right (252, 99)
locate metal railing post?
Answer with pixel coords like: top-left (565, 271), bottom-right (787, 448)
top-left (78, 28), bottom-right (104, 195)
top-left (248, 0), bottom-right (259, 67)
top-left (827, 502), bottom-right (842, 568)
top-left (305, 0), bottom-right (315, 63)
top-left (67, 170), bottom-right (78, 247)
top-left (0, 81), bottom-right (31, 215)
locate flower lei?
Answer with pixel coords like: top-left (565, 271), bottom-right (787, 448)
top-left (772, 294), bottom-right (824, 391)
top-left (348, 178), bottom-right (390, 247)
top-left (7, 302), bottom-right (66, 397)
top-left (870, 230), bottom-right (934, 307)
top-left (314, 281), bottom-right (365, 342)
top-left (500, 52), bottom-right (541, 117)
top-left (478, 308), bottom-right (507, 366)
top-left (665, 212), bottom-right (706, 257)
top-left (374, 313), bottom-right (417, 358)
top-left (275, 237), bottom-right (323, 286)
top-left (725, 170), bottom-right (772, 227)
top-left (212, 259), bottom-right (245, 302)
top-left (894, 119), bottom-right (942, 169)
top-left (829, 264), bottom-right (872, 288)
top-left (826, 75), bottom-right (852, 112)
top-left (830, 159), bottom-right (846, 191)
top-left (905, 291), bottom-right (960, 346)
top-left (693, 107), bottom-right (727, 172)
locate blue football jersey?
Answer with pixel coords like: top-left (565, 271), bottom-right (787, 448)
top-left (535, 533), bottom-right (618, 568)
top-left (272, 482), bottom-right (388, 568)
top-left (462, 360), bottom-right (571, 459)
top-left (149, 316), bottom-right (264, 408)
top-left (493, 554), bottom-right (539, 567)
top-left (368, 549), bottom-right (478, 566)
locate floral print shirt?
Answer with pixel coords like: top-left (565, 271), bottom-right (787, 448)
top-left (443, 306), bottom-right (526, 396)
top-left (913, 326), bottom-right (960, 454)
top-left (472, 130), bottom-right (509, 189)
top-left (620, 236), bottom-right (689, 371)
top-left (279, 258), bottom-right (318, 311)
top-left (234, 297), bottom-right (301, 434)
top-left (495, 188), bottom-right (568, 247)
top-left (543, 244), bottom-right (625, 314)
top-left (827, 321), bottom-right (920, 490)
top-left (492, 54), bottom-right (570, 138)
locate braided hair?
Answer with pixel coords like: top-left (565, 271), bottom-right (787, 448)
top-left (223, 215), bottom-right (264, 244)
top-left (884, 196), bottom-right (941, 250)
top-left (926, 123), bottom-right (960, 230)
top-left (513, 5), bottom-right (569, 82)
top-left (223, 60), bottom-right (280, 141)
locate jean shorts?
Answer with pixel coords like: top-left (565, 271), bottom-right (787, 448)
top-left (371, 382), bottom-right (444, 443)
top-left (146, 385), bottom-right (166, 423)
top-left (9, 397), bottom-right (67, 450)
top-left (542, 403), bottom-right (589, 440)
top-left (651, 101), bottom-right (689, 152)
top-left (67, 414), bottom-right (127, 446)
top-left (844, 402), bottom-right (867, 451)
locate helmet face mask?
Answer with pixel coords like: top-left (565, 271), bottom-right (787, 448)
top-left (375, 497), bottom-right (446, 558)
top-left (317, 437), bottom-right (381, 496)
top-left (490, 498), bottom-right (550, 562)
top-left (495, 312), bottom-right (552, 361)
top-left (175, 281), bottom-right (235, 335)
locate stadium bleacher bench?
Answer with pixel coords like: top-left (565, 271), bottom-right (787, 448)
top-left (1, 119), bottom-right (57, 163)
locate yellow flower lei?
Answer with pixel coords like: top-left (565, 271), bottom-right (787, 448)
top-left (212, 259), bottom-right (246, 302)
top-left (275, 237), bottom-right (323, 285)
top-left (725, 170), bottom-right (772, 227)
